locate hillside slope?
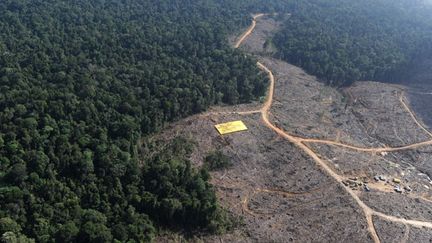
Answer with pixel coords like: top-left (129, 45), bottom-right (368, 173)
top-left (154, 14), bottom-right (432, 242)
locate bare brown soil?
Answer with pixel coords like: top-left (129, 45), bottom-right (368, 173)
top-left (155, 14), bottom-right (432, 242)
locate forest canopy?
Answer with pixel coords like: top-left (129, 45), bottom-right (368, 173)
top-left (272, 0), bottom-right (432, 86)
top-left (0, 0), bottom-right (272, 242)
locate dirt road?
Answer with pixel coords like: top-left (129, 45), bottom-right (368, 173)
top-left (400, 93), bottom-right (432, 138)
top-left (234, 14), bottom-right (267, 48)
top-left (233, 13), bottom-right (432, 243)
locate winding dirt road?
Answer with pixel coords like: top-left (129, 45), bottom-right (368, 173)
top-left (234, 14), bottom-right (267, 49)
top-left (231, 13), bottom-right (432, 243)
top-left (400, 93), bottom-right (432, 138)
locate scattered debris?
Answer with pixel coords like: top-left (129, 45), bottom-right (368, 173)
top-left (343, 177), bottom-right (367, 190)
top-left (364, 184), bottom-right (370, 192)
top-left (394, 186), bottom-right (403, 193)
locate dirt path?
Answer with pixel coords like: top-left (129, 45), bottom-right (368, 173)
top-left (256, 61), bottom-right (380, 243)
top-left (301, 137), bottom-right (432, 152)
top-left (400, 93), bottom-right (432, 138)
top-left (242, 183), bottom-right (331, 216)
top-left (234, 14), bottom-right (432, 154)
top-left (232, 13), bottom-right (432, 243)
top-left (234, 13), bottom-right (267, 48)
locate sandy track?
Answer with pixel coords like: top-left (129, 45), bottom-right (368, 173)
top-left (234, 13), bottom-right (432, 154)
top-left (232, 13), bottom-right (432, 243)
top-left (234, 14), bottom-right (267, 48)
top-left (256, 61), bottom-right (381, 243)
top-left (300, 137), bottom-right (432, 152)
top-left (400, 93), bottom-right (432, 138)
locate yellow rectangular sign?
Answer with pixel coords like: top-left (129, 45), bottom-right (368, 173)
top-left (215, 121), bottom-right (248, 135)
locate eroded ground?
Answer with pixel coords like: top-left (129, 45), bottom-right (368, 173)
top-left (155, 15), bottom-right (432, 242)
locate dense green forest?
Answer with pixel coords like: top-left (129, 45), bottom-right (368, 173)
top-left (0, 0), bottom-right (279, 242)
top-left (272, 0), bottom-right (432, 85)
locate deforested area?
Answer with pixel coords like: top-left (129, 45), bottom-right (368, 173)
top-left (153, 10), bottom-right (432, 242)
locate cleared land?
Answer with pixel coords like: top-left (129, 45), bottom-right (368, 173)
top-left (155, 14), bottom-right (432, 242)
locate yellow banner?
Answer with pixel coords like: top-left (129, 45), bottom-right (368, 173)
top-left (215, 121), bottom-right (248, 135)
